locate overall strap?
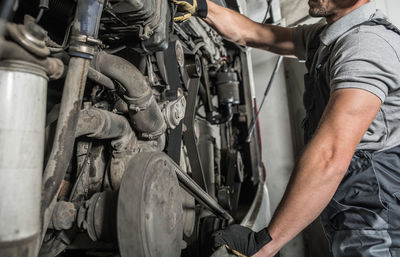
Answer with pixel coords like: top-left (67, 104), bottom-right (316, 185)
top-left (305, 25), bottom-right (326, 71)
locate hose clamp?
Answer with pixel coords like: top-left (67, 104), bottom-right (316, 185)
top-left (124, 89), bottom-right (154, 112)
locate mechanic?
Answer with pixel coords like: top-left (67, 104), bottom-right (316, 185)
top-left (173, 0), bottom-right (400, 256)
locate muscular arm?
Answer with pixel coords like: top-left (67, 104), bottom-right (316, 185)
top-left (255, 89), bottom-right (382, 256)
top-left (204, 0), bottom-right (295, 55)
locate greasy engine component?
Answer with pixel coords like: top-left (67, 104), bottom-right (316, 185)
top-left (210, 69), bottom-right (240, 124)
top-left (49, 201), bottom-right (77, 231)
top-left (162, 88), bottom-right (187, 129)
top-left (41, 0), bottom-right (103, 248)
top-left (2, 16), bottom-right (64, 79)
top-left (117, 152), bottom-right (184, 257)
top-left (92, 51), bottom-right (167, 139)
top-left (0, 60), bottom-right (48, 257)
top-left (216, 69), bottom-right (240, 106)
top-left (77, 191), bottom-right (118, 242)
top-left (76, 106), bottom-right (136, 149)
top-left (75, 106), bottom-right (137, 190)
top-left (101, 0), bottom-right (169, 52)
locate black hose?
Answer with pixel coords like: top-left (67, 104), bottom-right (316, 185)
top-left (76, 107), bottom-right (135, 144)
top-left (87, 67), bottom-right (115, 90)
top-left (92, 51), bottom-right (166, 138)
top-left (36, 9), bottom-right (45, 23)
top-left (93, 51), bottom-right (150, 98)
top-left (262, 0), bottom-right (273, 24)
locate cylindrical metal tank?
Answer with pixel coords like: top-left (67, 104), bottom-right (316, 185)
top-left (0, 60), bottom-right (48, 257)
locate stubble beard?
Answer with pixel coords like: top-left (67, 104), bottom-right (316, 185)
top-left (308, 0), bottom-right (333, 17)
top-left (309, 7), bottom-right (330, 17)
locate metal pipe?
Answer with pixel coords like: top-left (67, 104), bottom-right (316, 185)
top-left (39, 0), bottom-right (103, 255)
top-left (76, 107), bottom-right (136, 150)
top-left (0, 60), bottom-right (48, 257)
top-left (246, 55), bottom-right (283, 143)
top-left (174, 164), bottom-right (233, 222)
top-left (92, 51), bottom-right (166, 138)
top-left (40, 57), bottom-right (90, 242)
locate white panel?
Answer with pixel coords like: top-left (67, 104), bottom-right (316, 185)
top-left (383, 0), bottom-right (400, 28)
top-left (251, 49), bottom-right (305, 257)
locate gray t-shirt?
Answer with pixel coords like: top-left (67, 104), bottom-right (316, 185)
top-left (293, 2), bottom-right (400, 152)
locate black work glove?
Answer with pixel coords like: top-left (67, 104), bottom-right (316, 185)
top-left (172, 0), bottom-right (208, 22)
top-left (214, 225), bottom-right (277, 257)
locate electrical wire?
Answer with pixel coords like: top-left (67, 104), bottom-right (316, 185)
top-left (68, 142), bottom-right (93, 201)
top-left (35, 8), bottom-right (45, 23)
top-left (262, 0), bottom-right (274, 24)
top-left (246, 56), bottom-right (283, 143)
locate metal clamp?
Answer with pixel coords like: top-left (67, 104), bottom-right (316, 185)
top-left (124, 89), bottom-right (154, 112)
top-left (70, 35), bottom-right (102, 46)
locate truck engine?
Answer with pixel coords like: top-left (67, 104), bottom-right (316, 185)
top-left (0, 0), bottom-right (267, 256)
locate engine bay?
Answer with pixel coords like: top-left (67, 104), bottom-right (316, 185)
top-left (0, 0), bottom-right (266, 256)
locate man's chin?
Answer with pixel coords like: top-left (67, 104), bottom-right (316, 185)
top-left (309, 8), bottom-right (327, 17)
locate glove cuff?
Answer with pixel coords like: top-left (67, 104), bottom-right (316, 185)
top-left (254, 227), bottom-right (272, 246)
top-left (196, 0), bottom-right (208, 18)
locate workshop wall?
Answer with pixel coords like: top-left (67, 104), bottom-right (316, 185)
top-left (251, 49), bottom-right (306, 257)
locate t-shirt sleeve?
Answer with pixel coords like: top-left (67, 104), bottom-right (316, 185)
top-left (292, 21), bottom-right (326, 61)
top-left (330, 31), bottom-right (400, 102)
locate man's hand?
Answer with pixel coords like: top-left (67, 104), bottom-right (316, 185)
top-left (213, 225), bottom-right (276, 257)
top-left (172, 0), bottom-right (208, 22)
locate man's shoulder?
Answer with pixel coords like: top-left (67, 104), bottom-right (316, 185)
top-left (294, 20), bottom-right (326, 39)
top-left (333, 22), bottom-right (400, 61)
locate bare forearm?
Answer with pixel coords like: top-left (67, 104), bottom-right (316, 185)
top-left (263, 141), bottom-right (349, 254)
top-left (204, 0), bottom-right (294, 55)
top-left (256, 89), bottom-right (382, 257)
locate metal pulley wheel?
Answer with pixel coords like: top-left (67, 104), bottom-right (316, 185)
top-left (117, 152), bottom-right (184, 257)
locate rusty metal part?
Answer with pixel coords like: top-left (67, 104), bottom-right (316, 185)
top-left (40, 57), bottom-right (90, 244)
top-left (162, 90), bottom-right (186, 130)
top-left (0, 40), bottom-right (64, 80)
top-left (76, 107), bottom-right (136, 150)
top-left (110, 135), bottom-right (167, 190)
top-left (75, 107), bottom-right (137, 190)
top-left (49, 201), bottom-right (77, 230)
top-left (6, 17), bottom-right (50, 58)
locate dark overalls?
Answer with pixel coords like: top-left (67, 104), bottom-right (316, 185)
top-left (303, 18), bottom-right (400, 257)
